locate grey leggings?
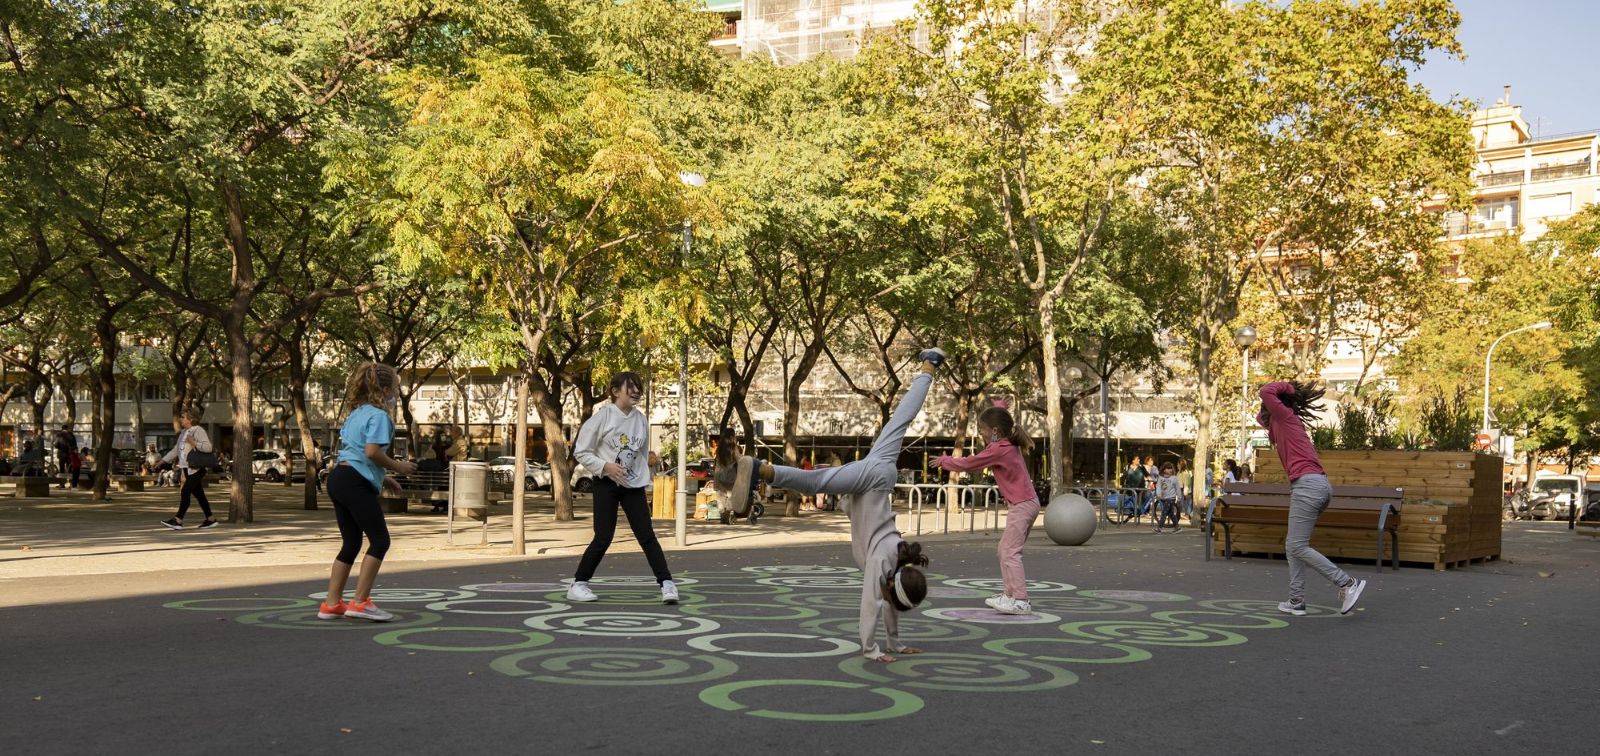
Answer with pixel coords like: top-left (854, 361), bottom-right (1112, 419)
top-left (1286, 473), bottom-right (1353, 601)
top-left (772, 372), bottom-right (932, 496)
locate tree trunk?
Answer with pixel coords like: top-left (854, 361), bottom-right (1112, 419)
top-left (1038, 294), bottom-right (1066, 495)
top-left (529, 370), bottom-right (574, 521)
top-left (780, 339), bottom-right (827, 517)
top-left (92, 316), bottom-right (118, 500)
top-left (1061, 396), bottom-right (1077, 486)
top-left (1192, 322), bottom-right (1216, 513)
top-left (512, 370), bottom-right (529, 555)
top-left (225, 317), bottom-right (256, 522)
top-left (132, 390), bottom-right (145, 454)
top-left (288, 363), bottom-right (318, 510)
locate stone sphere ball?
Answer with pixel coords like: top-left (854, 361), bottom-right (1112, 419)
top-left (1044, 493), bottom-right (1096, 546)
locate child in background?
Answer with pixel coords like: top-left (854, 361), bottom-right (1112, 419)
top-left (1154, 462), bottom-right (1183, 533)
top-left (934, 406), bottom-right (1038, 615)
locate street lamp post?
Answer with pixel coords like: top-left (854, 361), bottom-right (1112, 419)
top-left (1482, 321), bottom-right (1552, 435)
top-left (1066, 366), bottom-right (1084, 484)
top-left (675, 171), bottom-right (706, 550)
top-left (1233, 326), bottom-right (1257, 463)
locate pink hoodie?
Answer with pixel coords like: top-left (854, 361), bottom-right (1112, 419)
top-left (937, 439), bottom-right (1036, 505)
top-left (1257, 381), bottom-right (1326, 481)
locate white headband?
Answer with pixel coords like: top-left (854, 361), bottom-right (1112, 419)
top-left (892, 568), bottom-right (914, 608)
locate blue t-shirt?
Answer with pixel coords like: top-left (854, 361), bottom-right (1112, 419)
top-left (338, 404), bottom-right (395, 491)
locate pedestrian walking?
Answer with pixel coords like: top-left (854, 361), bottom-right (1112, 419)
top-left (53, 425), bottom-right (76, 488)
top-left (159, 410), bottom-right (217, 530)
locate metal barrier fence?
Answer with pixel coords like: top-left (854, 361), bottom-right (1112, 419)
top-left (1067, 486), bottom-right (1172, 527)
top-left (893, 483), bottom-right (1003, 536)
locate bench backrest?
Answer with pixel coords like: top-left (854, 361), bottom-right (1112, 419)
top-left (1217, 482), bottom-right (1402, 512)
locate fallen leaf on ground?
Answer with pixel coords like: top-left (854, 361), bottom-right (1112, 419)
top-left (339, 728), bottom-right (352, 734)
top-left (1537, 571), bottom-right (1554, 578)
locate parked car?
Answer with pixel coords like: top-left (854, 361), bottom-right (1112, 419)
top-left (1530, 473), bottom-right (1586, 520)
top-left (488, 456), bottom-right (553, 489)
top-left (251, 449), bottom-right (307, 483)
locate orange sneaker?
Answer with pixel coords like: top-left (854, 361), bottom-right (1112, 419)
top-left (344, 599), bottom-right (394, 622)
top-left (317, 600), bottom-right (346, 619)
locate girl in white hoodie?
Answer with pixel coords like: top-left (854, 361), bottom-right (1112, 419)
top-left (566, 372), bottom-right (678, 605)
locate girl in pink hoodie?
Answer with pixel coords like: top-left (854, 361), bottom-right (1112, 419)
top-left (934, 406), bottom-right (1038, 615)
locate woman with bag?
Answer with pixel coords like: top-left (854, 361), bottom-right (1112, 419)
top-left (159, 409), bottom-right (218, 530)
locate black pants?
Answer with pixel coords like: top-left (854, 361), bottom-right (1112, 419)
top-left (176, 469), bottom-right (213, 519)
top-left (575, 478), bottom-right (672, 584)
top-left (328, 466), bottom-right (391, 564)
top-left (1156, 497), bottom-right (1181, 529)
top-left (70, 467), bottom-right (82, 488)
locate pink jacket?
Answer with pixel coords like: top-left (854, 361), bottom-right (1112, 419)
top-left (1257, 381), bottom-right (1326, 481)
top-left (937, 439), bottom-right (1036, 505)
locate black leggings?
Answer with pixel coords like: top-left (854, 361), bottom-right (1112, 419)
top-left (575, 478), bottom-right (672, 584)
top-left (176, 469), bottom-right (213, 519)
top-left (328, 466), bottom-right (391, 564)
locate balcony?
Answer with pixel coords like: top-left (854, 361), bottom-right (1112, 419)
top-left (1441, 214), bottom-right (1514, 238)
top-left (1531, 160), bottom-right (1591, 182)
top-left (1476, 169), bottom-right (1523, 188)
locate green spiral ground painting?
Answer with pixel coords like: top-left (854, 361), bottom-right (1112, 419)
top-left (167, 567), bottom-right (1332, 722)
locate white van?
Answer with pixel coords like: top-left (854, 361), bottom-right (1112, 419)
top-left (1530, 473), bottom-right (1586, 520)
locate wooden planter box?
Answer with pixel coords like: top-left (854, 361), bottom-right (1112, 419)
top-left (1230, 450), bottom-right (1502, 570)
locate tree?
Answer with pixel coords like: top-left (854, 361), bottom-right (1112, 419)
top-left (867, 0), bottom-right (1155, 493)
top-left (374, 53), bottom-right (702, 521)
top-left (1104, 0), bottom-right (1474, 490)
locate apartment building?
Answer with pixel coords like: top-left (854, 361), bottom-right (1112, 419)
top-left (1441, 89), bottom-right (1600, 244)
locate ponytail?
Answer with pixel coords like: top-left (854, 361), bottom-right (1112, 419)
top-left (895, 541), bottom-right (929, 569)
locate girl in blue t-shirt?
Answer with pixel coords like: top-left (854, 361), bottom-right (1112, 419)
top-left (320, 363), bottom-right (417, 622)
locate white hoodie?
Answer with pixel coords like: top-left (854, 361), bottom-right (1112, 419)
top-left (573, 403), bottom-right (651, 489)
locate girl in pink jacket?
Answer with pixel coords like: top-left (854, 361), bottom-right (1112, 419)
top-left (935, 406), bottom-right (1038, 615)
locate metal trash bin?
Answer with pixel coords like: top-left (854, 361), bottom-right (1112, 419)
top-left (448, 461), bottom-right (489, 545)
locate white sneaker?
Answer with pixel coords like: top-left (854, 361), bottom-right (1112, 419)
top-left (661, 580), bottom-right (680, 605)
top-left (1338, 579), bottom-right (1367, 615)
top-left (1277, 600), bottom-right (1307, 616)
top-left (984, 594), bottom-right (1007, 610)
top-left (994, 596), bottom-right (1033, 616)
top-left (566, 581), bottom-right (598, 602)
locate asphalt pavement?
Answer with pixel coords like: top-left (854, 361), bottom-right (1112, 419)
top-left (3, 522), bottom-right (1596, 755)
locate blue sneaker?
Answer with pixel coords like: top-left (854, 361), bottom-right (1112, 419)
top-left (918, 347), bottom-right (947, 368)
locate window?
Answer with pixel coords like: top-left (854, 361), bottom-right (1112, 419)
top-left (142, 384), bottom-right (169, 401)
top-left (1473, 197), bottom-right (1518, 231)
top-left (117, 383), bottom-right (139, 401)
top-left (1528, 193), bottom-right (1573, 217)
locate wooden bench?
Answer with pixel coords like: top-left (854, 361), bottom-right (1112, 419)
top-left (1206, 482), bottom-right (1403, 572)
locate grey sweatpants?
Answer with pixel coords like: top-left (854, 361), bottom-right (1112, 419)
top-left (1286, 473), bottom-right (1353, 601)
top-left (771, 371), bottom-right (932, 498)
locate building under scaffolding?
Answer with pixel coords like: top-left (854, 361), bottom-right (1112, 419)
top-left (740, 0), bottom-right (921, 64)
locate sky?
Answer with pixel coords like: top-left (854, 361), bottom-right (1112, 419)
top-left (1418, 0), bottom-right (1600, 136)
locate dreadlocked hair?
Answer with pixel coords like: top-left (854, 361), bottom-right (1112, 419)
top-left (1283, 380), bottom-right (1327, 423)
top-left (895, 541), bottom-right (930, 569)
top-left (343, 363), bottom-right (400, 414)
